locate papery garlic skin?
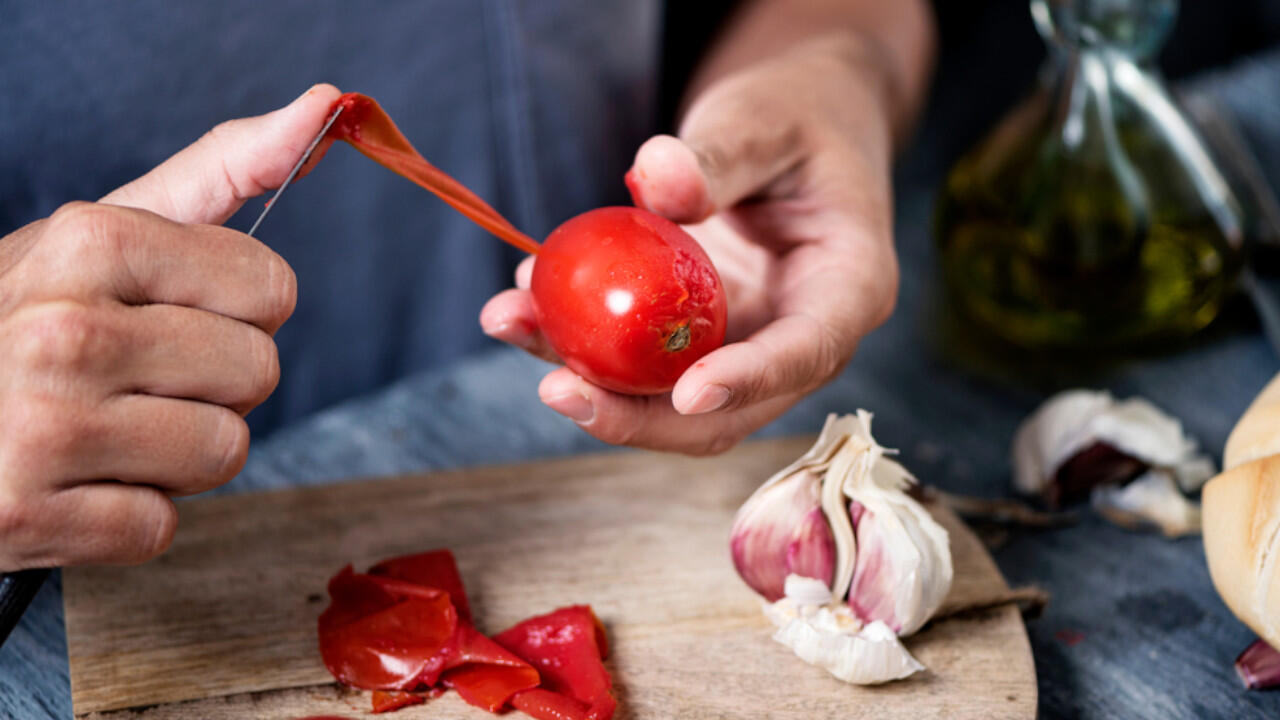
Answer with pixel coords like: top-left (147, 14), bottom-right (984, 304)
top-left (765, 575), bottom-right (925, 685)
top-left (1013, 391), bottom-right (1115, 496)
top-left (1092, 470), bottom-right (1202, 537)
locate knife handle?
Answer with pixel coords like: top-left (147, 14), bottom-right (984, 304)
top-left (0, 568), bottom-right (49, 647)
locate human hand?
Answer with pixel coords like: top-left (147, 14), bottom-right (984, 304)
top-left (481, 38), bottom-right (901, 455)
top-left (0, 84), bottom-right (342, 569)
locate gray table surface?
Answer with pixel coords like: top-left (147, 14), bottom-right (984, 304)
top-left (4, 181), bottom-right (1280, 719)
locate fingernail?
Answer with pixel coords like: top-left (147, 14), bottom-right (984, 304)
top-left (544, 392), bottom-right (594, 423)
top-left (683, 384), bottom-right (731, 415)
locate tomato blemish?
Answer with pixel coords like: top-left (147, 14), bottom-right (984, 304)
top-left (664, 324), bottom-right (692, 353)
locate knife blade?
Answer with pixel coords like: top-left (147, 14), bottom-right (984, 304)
top-left (247, 103), bottom-right (344, 237)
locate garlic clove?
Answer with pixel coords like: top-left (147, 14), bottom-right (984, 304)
top-left (783, 573), bottom-right (838, 608)
top-left (1091, 470), bottom-right (1202, 538)
top-left (731, 414), bottom-right (867, 603)
top-left (730, 469), bottom-right (835, 602)
top-left (846, 481), bottom-right (954, 635)
top-left (1012, 390), bottom-right (1214, 509)
top-left (829, 411), bottom-right (952, 637)
top-left (1013, 390), bottom-right (1115, 497)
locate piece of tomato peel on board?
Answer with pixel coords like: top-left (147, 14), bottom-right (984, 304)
top-left (316, 549), bottom-right (616, 718)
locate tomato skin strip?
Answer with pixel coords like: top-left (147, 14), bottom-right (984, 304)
top-left (317, 570), bottom-right (457, 690)
top-left (494, 605), bottom-right (616, 720)
top-left (368, 550), bottom-right (473, 624)
top-left (326, 93), bottom-right (541, 256)
top-left (317, 552), bottom-right (613, 718)
top-left (317, 553), bottom-right (538, 708)
top-left (510, 687), bottom-right (592, 720)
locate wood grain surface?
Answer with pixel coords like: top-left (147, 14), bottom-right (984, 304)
top-left (64, 437), bottom-right (1036, 719)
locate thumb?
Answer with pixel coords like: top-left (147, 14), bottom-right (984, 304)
top-left (626, 96), bottom-right (803, 224)
top-left (101, 83), bottom-right (343, 226)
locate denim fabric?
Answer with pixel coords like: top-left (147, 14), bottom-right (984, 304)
top-left (0, 0), bottom-right (659, 435)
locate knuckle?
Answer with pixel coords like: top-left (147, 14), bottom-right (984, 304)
top-left (0, 489), bottom-right (53, 570)
top-left (48, 202), bottom-right (124, 259)
top-left (596, 420), bottom-right (641, 449)
top-left (204, 120), bottom-right (238, 147)
top-left (693, 431), bottom-right (742, 457)
top-left (0, 487), bottom-right (35, 548)
top-left (2, 397), bottom-right (81, 468)
top-left (585, 404), bottom-right (645, 449)
top-left (728, 373), bottom-right (767, 413)
top-left (11, 302), bottom-right (113, 373)
top-left (49, 201), bottom-right (109, 234)
top-left (811, 325), bottom-right (847, 385)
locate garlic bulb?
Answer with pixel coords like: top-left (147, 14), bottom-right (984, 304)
top-left (730, 412), bottom-right (952, 684)
top-left (1012, 390), bottom-right (1214, 534)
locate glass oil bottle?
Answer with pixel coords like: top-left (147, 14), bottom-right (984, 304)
top-left (935, 0), bottom-right (1245, 349)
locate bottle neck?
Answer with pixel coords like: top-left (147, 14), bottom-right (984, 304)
top-left (1032, 0), bottom-right (1177, 63)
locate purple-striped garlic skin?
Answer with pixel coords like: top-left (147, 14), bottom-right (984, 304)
top-left (846, 492), bottom-right (952, 637)
top-left (846, 506), bottom-right (899, 631)
top-left (730, 469), bottom-right (836, 602)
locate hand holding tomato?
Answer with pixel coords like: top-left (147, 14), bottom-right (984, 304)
top-left (481, 36), bottom-right (911, 455)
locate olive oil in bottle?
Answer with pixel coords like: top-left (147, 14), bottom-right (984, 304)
top-left (936, 0), bottom-right (1244, 349)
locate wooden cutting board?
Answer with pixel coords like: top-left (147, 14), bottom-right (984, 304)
top-left (64, 437), bottom-right (1037, 719)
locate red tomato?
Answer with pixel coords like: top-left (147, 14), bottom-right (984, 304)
top-left (531, 207), bottom-right (727, 395)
